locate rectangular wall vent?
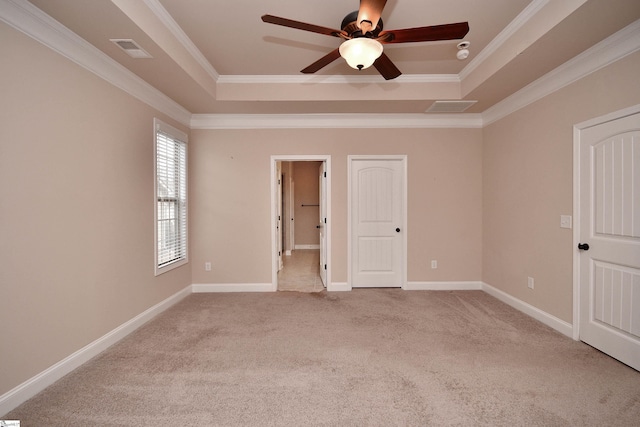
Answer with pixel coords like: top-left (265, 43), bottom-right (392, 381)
top-left (110, 39), bottom-right (152, 59)
top-left (426, 100), bottom-right (477, 113)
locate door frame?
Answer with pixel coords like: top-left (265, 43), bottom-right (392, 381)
top-left (271, 155), bottom-right (332, 292)
top-left (288, 179), bottom-right (295, 256)
top-left (572, 103), bottom-right (640, 340)
top-left (276, 161), bottom-right (283, 271)
top-left (319, 161), bottom-right (328, 287)
top-left (348, 155), bottom-right (408, 290)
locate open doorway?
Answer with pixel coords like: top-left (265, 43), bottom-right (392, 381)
top-left (271, 156), bottom-right (331, 292)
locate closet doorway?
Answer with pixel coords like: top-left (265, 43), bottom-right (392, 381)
top-left (271, 156), bottom-right (331, 292)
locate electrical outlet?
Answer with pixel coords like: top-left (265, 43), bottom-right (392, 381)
top-left (431, 260), bottom-right (438, 269)
top-left (205, 262), bottom-right (211, 271)
top-left (528, 277), bottom-right (534, 289)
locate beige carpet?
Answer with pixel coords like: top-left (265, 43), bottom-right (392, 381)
top-left (5, 290), bottom-right (640, 426)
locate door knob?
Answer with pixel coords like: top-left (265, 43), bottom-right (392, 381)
top-left (396, 228), bottom-right (401, 233)
top-left (578, 243), bottom-right (590, 251)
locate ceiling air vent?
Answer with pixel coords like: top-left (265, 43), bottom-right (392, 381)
top-left (110, 39), bottom-right (152, 59)
top-left (426, 100), bottom-right (477, 113)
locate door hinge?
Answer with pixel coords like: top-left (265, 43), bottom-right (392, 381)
top-left (324, 172), bottom-right (326, 178)
top-left (324, 264), bottom-right (327, 270)
top-left (324, 217), bottom-right (327, 223)
top-left (279, 251), bottom-right (281, 257)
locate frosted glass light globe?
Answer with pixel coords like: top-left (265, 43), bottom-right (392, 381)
top-left (339, 38), bottom-right (384, 70)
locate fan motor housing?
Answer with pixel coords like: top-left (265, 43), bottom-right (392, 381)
top-left (341, 10), bottom-right (383, 38)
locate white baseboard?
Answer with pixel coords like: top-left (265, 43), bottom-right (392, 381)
top-left (294, 245), bottom-right (320, 250)
top-left (327, 282), bottom-right (351, 292)
top-left (0, 285), bottom-right (192, 417)
top-left (481, 282), bottom-right (573, 338)
top-left (192, 283), bottom-right (275, 293)
top-left (285, 250), bottom-right (292, 256)
top-left (405, 281), bottom-right (483, 291)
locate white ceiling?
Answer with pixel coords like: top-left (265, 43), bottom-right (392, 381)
top-left (24, 0), bottom-right (640, 115)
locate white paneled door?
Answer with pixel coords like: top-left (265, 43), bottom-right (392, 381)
top-left (578, 111), bottom-right (640, 371)
top-left (350, 157), bottom-right (406, 288)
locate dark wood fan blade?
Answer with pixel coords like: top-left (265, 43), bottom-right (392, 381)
top-left (373, 52), bottom-right (401, 80)
top-left (262, 15), bottom-right (346, 38)
top-left (357, 0), bottom-right (387, 33)
top-left (301, 48), bottom-right (342, 74)
top-left (378, 22), bottom-right (469, 44)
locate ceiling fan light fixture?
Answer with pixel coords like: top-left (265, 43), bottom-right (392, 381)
top-left (339, 37), bottom-right (383, 70)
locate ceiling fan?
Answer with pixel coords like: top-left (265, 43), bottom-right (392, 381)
top-left (262, 0), bottom-right (469, 80)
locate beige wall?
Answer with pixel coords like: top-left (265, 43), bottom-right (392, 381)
top-left (0, 23), bottom-right (191, 396)
top-left (482, 52), bottom-right (640, 323)
top-left (293, 161), bottom-right (321, 247)
top-left (190, 128), bottom-right (483, 285)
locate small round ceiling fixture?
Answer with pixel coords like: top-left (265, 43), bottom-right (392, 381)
top-left (457, 41), bottom-right (470, 60)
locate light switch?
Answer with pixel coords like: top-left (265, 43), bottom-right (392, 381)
top-left (560, 215), bottom-right (572, 229)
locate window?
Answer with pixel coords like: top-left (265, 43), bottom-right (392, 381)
top-left (154, 119), bottom-right (187, 275)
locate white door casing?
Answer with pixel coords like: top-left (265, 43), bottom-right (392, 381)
top-left (319, 162), bottom-right (327, 287)
top-left (289, 180), bottom-right (295, 256)
top-left (276, 161), bottom-right (283, 271)
top-left (349, 156), bottom-right (407, 288)
top-left (271, 155), bottom-right (331, 291)
top-left (575, 107), bottom-right (640, 371)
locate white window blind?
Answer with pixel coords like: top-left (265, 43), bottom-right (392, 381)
top-left (155, 120), bottom-right (187, 274)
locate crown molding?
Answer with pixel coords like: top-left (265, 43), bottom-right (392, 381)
top-left (191, 113), bottom-right (483, 130)
top-left (482, 19), bottom-right (640, 126)
top-left (3, 0), bottom-right (638, 132)
top-left (217, 74), bottom-right (460, 85)
top-left (459, 0), bottom-right (549, 81)
top-left (143, 0), bottom-right (219, 81)
top-left (0, 0), bottom-right (192, 126)
top-left (209, 17), bottom-right (640, 131)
